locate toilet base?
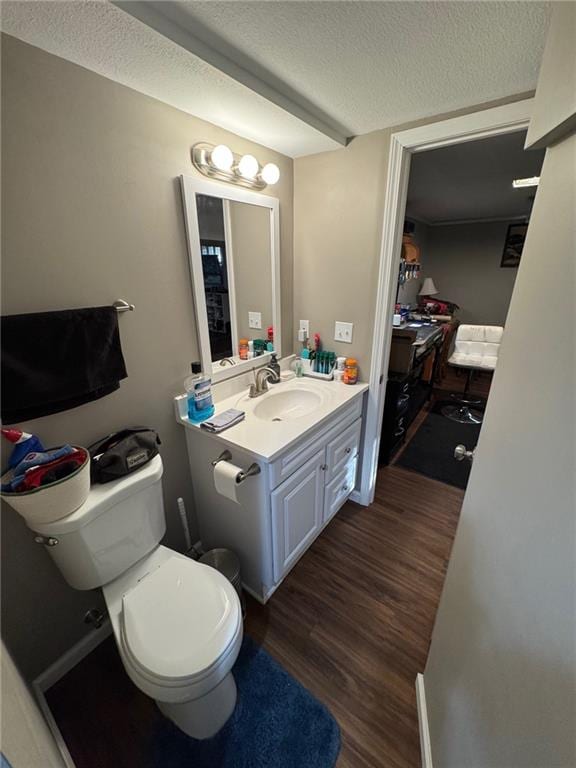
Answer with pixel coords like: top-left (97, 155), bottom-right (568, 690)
top-left (157, 671), bottom-right (237, 740)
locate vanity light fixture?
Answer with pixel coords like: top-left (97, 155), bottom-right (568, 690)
top-left (512, 176), bottom-right (540, 188)
top-left (192, 142), bottom-right (280, 190)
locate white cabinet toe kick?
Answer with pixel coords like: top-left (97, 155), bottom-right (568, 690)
top-left (179, 387), bottom-right (367, 603)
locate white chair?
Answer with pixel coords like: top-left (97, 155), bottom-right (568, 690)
top-left (442, 324), bottom-right (503, 424)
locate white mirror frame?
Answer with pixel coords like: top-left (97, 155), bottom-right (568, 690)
top-left (180, 175), bottom-right (281, 383)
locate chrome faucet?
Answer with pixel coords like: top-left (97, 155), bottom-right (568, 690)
top-left (219, 358), bottom-right (236, 367)
top-left (249, 367), bottom-right (280, 398)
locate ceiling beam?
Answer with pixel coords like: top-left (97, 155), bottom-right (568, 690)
top-left (114, 1), bottom-right (352, 148)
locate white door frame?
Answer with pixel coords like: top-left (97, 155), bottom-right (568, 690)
top-left (357, 98), bottom-right (534, 506)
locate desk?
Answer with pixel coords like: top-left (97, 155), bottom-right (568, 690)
top-left (388, 323), bottom-right (444, 374)
top-left (379, 323), bottom-right (445, 465)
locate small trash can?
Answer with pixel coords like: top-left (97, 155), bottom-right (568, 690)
top-left (200, 548), bottom-right (246, 617)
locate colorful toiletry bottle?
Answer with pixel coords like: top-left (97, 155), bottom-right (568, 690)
top-left (343, 358), bottom-right (359, 385)
top-left (185, 362), bottom-right (215, 423)
top-left (313, 334), bottom-right (321, 372)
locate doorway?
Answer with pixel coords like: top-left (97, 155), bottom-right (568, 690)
top-left (359, 99), bottom-right (541, 505)
top-left (378, 130), bottom-right (544, 490)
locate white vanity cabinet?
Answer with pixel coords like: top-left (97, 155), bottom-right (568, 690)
top-left (179, 384), bottom-right (367, 603)
top-left (271, 414), bottom-right (363, 581)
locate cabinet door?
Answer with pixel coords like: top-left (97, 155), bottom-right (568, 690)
top-left (271, 449), bottom-right (325, 582)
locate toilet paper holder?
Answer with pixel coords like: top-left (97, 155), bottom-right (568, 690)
top-left (211, 450), bottom-right (261, 484)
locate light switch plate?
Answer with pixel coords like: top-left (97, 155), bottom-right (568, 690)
top-left (249, 311), bottom-right (262, 329)
top-left (299, 319), bottom-right (310, 337)
top-left (334, 321), bottom-right (353, 343)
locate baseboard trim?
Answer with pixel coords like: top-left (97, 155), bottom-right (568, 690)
top-left (416, 673), bottom-right (434, 768)
top-left (34, 619), bottom-right (112, 693)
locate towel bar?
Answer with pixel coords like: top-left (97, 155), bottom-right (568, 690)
top-left (113, 299), bottom-right (135, 313)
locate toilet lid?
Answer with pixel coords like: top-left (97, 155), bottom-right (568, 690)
top-left (121, 555), bottom-right (240, 682)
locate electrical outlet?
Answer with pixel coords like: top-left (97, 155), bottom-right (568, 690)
top-left (248, 311), bottom-right (262, 329)
top-left (299, 319), bottom-right (310, 337)
top-left (334, 321), bottom-right (353, 343)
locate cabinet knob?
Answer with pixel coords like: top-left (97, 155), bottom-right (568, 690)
top-left (320, 464), bottom-right (328, 471)
top-left (345, 447), bottom-right (352, 454)
top-left (342, 485), bottom-right (349, 492)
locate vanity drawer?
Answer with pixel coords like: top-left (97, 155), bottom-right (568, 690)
top-left (323, 457), bottom-right (358, 524)
top-left (268, 397), bottom-right (363, 489)
top-left (325, 418), bottom-right (362, 483)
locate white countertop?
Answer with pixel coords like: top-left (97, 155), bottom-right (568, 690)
top-left (175, 376), bottom-right (368, 462)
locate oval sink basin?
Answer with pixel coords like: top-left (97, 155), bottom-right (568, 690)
top-left (253, 388), bottom-right (322, 422)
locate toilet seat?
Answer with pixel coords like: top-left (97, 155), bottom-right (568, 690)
top-left (120, 555), bottom-right (241, 688)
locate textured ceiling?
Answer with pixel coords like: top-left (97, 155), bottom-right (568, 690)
top-left (169, 1), bottom-right (551, 135)
top-left (406, 130), bottom-right (545, 224)
top-left (1, 1), bottom-right (551, 158)
top-left (0, 0), bottom-right (338, 157)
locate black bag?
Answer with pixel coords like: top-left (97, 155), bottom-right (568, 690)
top-left (89, 427), bottom-right (161, 484)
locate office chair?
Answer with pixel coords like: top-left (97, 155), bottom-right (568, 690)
top-left (442, 324), bottom-right (503, 424)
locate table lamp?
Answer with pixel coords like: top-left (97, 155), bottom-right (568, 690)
top-left (419, 277), bottom-right (438, 298)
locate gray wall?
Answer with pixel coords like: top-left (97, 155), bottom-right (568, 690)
top-left (1, 34), bottom-right (293, 681)
top-left (424, 6), bottom-right (576, 761)
top-left (424, 221), bottom-right (519, 325)
top-left (424, 127), bottom-right (576, 768)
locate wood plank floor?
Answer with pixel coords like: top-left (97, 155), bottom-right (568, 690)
top-left (245, 466), bottom-right (463, 768)
top-left (46, 465), bottom-right (463, 768)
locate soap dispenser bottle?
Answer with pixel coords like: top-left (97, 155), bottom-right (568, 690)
top-left (185, 362), bottom-right (215, 423)
top-left (269, 353), bottom-right (281, 383)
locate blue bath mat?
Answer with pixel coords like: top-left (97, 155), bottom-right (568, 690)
top-left (149, 636), bottom-right (340, 768)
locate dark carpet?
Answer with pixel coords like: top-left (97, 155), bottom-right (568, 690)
top-left (396, 400), bottom-right (482, 489)
top-left (149, 636), bottom-right (341, 768)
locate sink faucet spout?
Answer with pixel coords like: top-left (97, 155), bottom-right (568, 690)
top-left (249, 367), bottom-right (280, 398)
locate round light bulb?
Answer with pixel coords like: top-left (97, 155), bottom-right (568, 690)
top-left (238, 154), bottom-right (259, 179)
top-left (210, 144), bottom-right (233, 172)
top-left (261, 162), bottom-right (280, 185)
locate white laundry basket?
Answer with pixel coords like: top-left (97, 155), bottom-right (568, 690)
top-left (0, 446), bottom-right (90, 526)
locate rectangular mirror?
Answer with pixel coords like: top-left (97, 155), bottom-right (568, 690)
top-left (180, 176), bottom-right (281, 382)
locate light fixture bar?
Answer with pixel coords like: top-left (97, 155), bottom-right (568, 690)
top-left (512, 176), bottom-right (540, 188)
top-left (191, 142), bottom-right (280, 190)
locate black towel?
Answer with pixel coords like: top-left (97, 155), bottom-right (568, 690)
top-left (1, 307), bottom-right (128, 424)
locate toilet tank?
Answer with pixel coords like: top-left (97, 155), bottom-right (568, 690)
top-left (31, 456), bottom-right (166, 590)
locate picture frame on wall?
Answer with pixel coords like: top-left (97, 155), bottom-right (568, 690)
top-left (501, 222), bottom-right (528, 268)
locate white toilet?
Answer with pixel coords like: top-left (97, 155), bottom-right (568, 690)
top-left (30, 455), bottom-right (243, 739)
